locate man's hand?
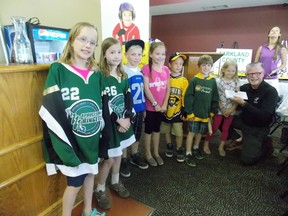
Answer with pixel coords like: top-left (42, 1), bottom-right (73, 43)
top-left (231, 96), bottom-right (246, 106)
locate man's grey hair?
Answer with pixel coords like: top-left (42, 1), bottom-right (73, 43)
top-left (246, 62), bottom-right (264, 73)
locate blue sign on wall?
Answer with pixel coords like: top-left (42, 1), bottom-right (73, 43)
top-left (32, 28), bottom-right (69, 41)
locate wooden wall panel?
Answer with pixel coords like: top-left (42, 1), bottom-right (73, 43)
top-left (0, 70), bottom-right (46, 146)
top-left (0, 138), bottom-right (43, 182)
top-left (0, 65), bottom-right (67, 216)
top-left (0, 169), bottom-right (67, 216)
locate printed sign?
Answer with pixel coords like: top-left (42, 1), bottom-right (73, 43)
top-left (214, 48), bottom-right (253, 76)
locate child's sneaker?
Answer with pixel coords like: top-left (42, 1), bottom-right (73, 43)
top-left (218, 148), bottom-right (226, 157)
top-left (146, 157), bottom-right (157, 167)
top-left (203, 143), bottom-right (211, 154)
top-left (165, 143), bottom-right (174, 157)
top-left (155, 156), bottom-right (164, 166)
top-left (94, 190), bottom-right (111, 210)
top-left (81, 208), bottom-right (106, 216)
top-left (120, 158), bottom-right (131, 178)
top-left (176, 147), bottom-right (185, 163)
top-left (130, 152), bottom-right (148, 169)
top-left (193, 148), bottom-right (204, 160)
top-left (110, 181), bottom-right (130, 198)
top-left (185, 154), bottom-right (196, 167)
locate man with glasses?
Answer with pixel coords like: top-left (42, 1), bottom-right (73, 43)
top-left (227, 62), bottom-right (278, 165)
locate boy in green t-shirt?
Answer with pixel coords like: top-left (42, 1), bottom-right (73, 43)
top-left (184, 55), bottom-right (219, 167)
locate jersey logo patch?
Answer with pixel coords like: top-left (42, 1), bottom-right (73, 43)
top-left (109, 94), bottom-right (125, 117)
top-left (67, 99), bottom-right (103, 137)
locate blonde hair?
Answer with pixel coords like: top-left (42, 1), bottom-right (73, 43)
top-left (148, 41), bottom-right (166, 77)
top-left (59, 22), bottom-right (98, 70)
top-left (99, 37), bottom-right (126, 78)
top-left (220, 59), bottom-right (239, 80)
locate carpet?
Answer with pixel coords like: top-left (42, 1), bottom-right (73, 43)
top-left (121, 130), bottom-right (288, 216)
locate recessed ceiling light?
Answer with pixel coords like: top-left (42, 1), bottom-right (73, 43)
top-left (202, 5), bottom-right (229, 10)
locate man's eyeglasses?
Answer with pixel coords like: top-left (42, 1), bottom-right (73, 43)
top-left (76, 37), bottom-right (98, 47)
top-left (246, 72), bottom-right (262, 78)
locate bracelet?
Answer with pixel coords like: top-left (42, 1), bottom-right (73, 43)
top-left (152, 101), bottom-right (158, 107)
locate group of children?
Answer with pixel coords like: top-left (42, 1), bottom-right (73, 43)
top-left (39, 21), bottom-right (241, 216)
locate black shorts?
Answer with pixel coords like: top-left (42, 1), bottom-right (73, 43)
top-left (144, 110), bottom-right (163, 134)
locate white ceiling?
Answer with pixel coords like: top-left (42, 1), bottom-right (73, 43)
top-left (150, 0), bottom-right (288, 16)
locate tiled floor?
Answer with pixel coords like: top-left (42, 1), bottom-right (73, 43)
top-left (72, 189), bottom-right (154, 216)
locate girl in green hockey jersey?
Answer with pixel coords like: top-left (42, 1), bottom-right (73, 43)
top-left (94, 37), bottom-right (136, 210)
top-left (39, 22), bottom-right (106, 216)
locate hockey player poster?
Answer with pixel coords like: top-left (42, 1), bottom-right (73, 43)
top-left (100, 0), bottom-right (149, 67)
top-left (101, 0), bottom-right (149, 43)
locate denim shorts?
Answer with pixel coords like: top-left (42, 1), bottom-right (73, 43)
top-left (67, 174), bottom-right (88, 187)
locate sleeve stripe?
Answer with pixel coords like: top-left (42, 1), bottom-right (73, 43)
top-left (39, 106), bottom-right (72, 147)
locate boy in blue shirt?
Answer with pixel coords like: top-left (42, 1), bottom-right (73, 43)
top-left (120, 39), bottom-right (148, 177)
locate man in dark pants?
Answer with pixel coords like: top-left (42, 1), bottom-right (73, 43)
top-left (228, 62), bottom-right (278, 165)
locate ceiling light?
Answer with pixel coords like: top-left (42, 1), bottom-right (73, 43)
top-left (202, 5), bottom-right (229, 10)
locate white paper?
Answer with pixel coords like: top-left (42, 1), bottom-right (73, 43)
top-left (0, 25), bottom-right (9, 64)
top-left (225, 90), bottom-right (248, 100)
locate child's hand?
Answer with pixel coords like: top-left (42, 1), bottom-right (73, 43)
top-left (117, 118), bottom-right (131, 132)
top-left (160, 106), bottom-right (167, 113)
top-left (186, 113), bottom-right (195, 122)
top-left (223, 109), bottom-right (232, 117)
top-left (219, 103), bottom-right (224, 110)
top-left (187, 117), bottom-right (194, 122)
top-left (180, 107), bottom-right (187, 120)
top-left (117, 126), bottom-right (126, 133)
top-left (154, 105), bottom-right (161, 112)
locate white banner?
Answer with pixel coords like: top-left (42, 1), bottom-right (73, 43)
top-left (214, 48), bottom-right (253, 75)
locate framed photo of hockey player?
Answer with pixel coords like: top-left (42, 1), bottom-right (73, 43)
top-left (101, 0), bottom-right (149, 68)
top-left (100, 0), bottom-right (149, 44)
